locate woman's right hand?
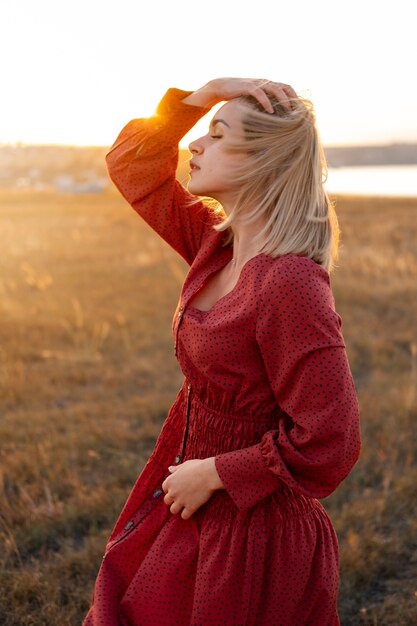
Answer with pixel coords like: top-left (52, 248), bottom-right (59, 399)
top-left (182, 77), bottom-right (297, 112)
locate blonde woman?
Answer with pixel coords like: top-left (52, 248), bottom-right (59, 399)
top-left (83, 78), bottom-right (361, 626)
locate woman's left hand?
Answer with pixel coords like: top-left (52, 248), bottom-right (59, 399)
top-left (161, 457), bottom-right (221, 520)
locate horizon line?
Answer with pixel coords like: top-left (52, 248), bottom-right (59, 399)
top-left (2, 139), bottom-right (417, 150)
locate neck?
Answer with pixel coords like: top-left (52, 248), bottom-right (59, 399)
top-left (227, 217), bottom-right (268, 269)
top-left (230, 250), bottom-right (263, 268)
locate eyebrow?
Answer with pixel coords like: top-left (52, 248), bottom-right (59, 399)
top-left (210, 118), bottom-right (231, 129)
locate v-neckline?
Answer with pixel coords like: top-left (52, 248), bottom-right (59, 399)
top-left (187, 249), bottom-right (269, 315)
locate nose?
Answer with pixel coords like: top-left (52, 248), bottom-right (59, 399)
top-left (188, 138), bottom-right (203, 155)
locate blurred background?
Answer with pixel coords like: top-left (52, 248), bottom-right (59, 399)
top-left (1, 1), bottom-right (416, 625)
top-left (1, 0), bottom-right (417, 195)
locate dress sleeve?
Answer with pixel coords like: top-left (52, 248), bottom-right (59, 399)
top-left (105, 88), bottom-right (215, 265)
top-left (214, 255), bottom-right (361, 512)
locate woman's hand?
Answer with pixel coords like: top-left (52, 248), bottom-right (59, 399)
top-left (182, 77), bottom-right (297, 113)
top-left (161, 457), bottom-right (224, 520)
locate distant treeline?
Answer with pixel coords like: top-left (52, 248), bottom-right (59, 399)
top-left (1, 142), bottom-right (417, 189)
top-left (324, 143), bottom-right (417, 167)
top-left (180, 144), bottom-right (417, 169)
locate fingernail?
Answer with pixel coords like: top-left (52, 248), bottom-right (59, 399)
top-left (168, 466), bottom-right (174, 471)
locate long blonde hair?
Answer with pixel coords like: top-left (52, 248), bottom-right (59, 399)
top-left (193, 93), bottom-right (339, 273)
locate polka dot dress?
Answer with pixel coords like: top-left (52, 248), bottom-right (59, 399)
top-left (82, 89), bottom-right (361, 625)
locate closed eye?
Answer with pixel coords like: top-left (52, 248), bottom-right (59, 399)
top-left (210, 135), bottom-right (222, 139)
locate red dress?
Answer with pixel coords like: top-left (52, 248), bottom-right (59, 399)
top-left (82, 89), bottom-right (361, 626)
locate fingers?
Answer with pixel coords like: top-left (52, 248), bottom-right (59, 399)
top-left (162, 469), bottom-right (194, 518)
top-left (169, 501), bottom-right (182, 515)
top-left (163, 490), bottom-right (184, 514)
top-left (256, 80), bottom-right (297, 112)
top-left (213, 77), bottom-right (297, 112)
top-left (163, 491), bottom-right (174, 506)
top-left (164, 493), bottom-right (179, 514)
top-left (164, 494), bottom-right (193, 518)
top-left (275, 85), bottom-right (296, 111)
top-left (250, 86), bottom-right (275, 113)
top-left (180, 508), bottom-right (193, 520)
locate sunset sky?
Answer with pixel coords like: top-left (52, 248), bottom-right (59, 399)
top-left (2, 0), bottom-right (415, 148)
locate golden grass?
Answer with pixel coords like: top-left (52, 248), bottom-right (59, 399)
top-left (0, 188), bottom-right (416, 625)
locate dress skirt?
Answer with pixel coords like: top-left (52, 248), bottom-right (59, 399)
top-left (82, 378), bottom-right (341, 625)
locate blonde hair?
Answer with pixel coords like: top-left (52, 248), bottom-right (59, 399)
top-left (191, 93), bottom-right (339, 273)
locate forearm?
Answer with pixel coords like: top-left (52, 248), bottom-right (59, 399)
top-left (104, 87), bottom-right (215, 265)
top-left (181, 81), bottom-right (222, 109)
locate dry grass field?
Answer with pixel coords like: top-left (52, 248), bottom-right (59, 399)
top-left (0, 187), bottom-right (416, 625)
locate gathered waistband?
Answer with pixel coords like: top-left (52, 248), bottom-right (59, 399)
top-left (180, 383), bottom-right (281, 459)
top-left (190, 385), bottom-right (278, 423)
top-left (194, 484), bottom-right (327, 529)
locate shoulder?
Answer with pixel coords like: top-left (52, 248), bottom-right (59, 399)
top-left (260, 254), bottom-right (331, 301)
top-left (258, 253), bottom-right (340, 323)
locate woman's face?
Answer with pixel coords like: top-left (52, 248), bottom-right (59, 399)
top-left (187, 100), bottom-right (247, 204)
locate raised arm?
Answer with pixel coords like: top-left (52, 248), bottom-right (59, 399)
top-left (105, 88), bottom-right (216, 265)
top-left (214, 255), bottom-right (361, 511)
top-left (105, 79), bottom-right (298, 266)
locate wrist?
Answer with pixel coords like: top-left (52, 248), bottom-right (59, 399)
top-left (181, 82), bottom-right (221, 109)
top-left (203, 456), bottom-right (225, 491)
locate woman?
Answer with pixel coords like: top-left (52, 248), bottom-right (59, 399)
top-left (82, 78), bottom-right (361, 625)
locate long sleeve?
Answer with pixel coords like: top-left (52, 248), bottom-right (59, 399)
top-left (105, 88), bottom-right (215, 265)
top-left (214, 255), bottom-right (361, 512)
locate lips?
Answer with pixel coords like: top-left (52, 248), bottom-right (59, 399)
top-left (189, 160), bottom-right (200, 172)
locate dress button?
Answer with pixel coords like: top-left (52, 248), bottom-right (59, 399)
top-left (124, 520), bottom-right (134, 530)
top-left (153, 488), bottom-right (163, 498)
top-left (175, 455), bottom-right (181, 463)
